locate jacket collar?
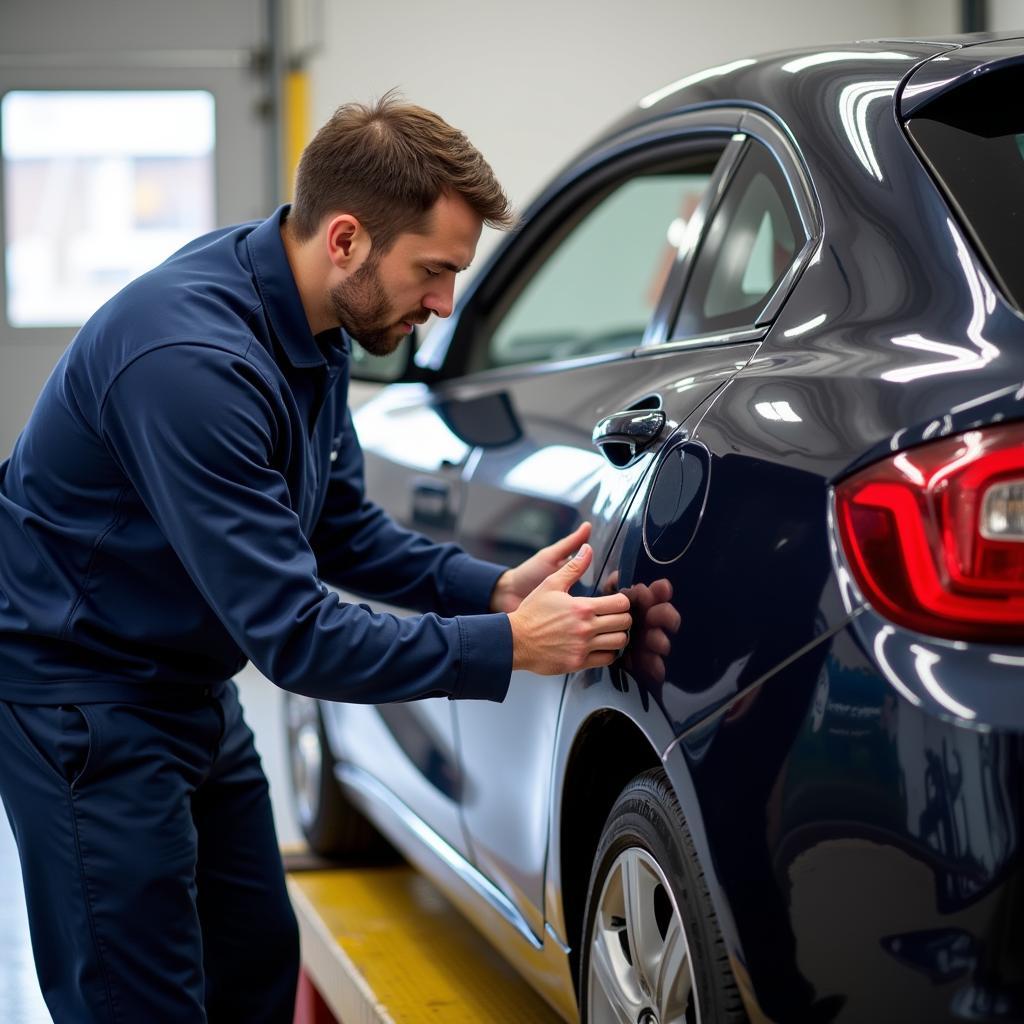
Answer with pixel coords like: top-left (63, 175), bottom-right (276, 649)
top-left (246, 204), bottom-right (347, 370)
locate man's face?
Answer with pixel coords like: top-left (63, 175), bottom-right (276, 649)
top-left (330, 192), bottom-right (482, 356)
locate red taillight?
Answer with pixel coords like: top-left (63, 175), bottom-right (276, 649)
top-left (836, 422), bottom-right (1024, 641)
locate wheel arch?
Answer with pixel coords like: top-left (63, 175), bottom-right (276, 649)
top-left (557, 709), bottom-right (662, 993)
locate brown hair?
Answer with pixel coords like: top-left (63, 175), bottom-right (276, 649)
top-left (289, 91), bottom-right (514, 253)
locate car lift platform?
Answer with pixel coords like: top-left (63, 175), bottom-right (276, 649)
top-left (286, 857), bottom-right (565, 1024)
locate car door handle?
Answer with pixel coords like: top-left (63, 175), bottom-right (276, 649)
top-left (412, 480), bottom-right (455, 529)
top-left (592, 409), bottom-right (667, 467)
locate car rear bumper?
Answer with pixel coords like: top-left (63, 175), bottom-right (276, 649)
top-left (672, 614), bottom-right (1024, 1022)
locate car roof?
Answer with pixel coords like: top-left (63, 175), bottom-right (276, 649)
top-left (602, 32), bottom-right (1024, 143)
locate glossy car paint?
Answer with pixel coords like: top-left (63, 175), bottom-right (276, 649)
top-left (318, 34), bottom-right (1024, 1023)
top-left (323, 388), bottom-right (476, 860)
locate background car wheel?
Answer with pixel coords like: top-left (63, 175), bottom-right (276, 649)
top-left (284, 693), bottom-right (395, 859)
top-left (580, 768), bottom-right (746, 1024)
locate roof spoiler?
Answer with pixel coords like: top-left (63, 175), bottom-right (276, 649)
top-left (900, 37), bottom-right (1024, 118)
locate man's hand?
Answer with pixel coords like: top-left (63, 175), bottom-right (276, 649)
top-left (507, 543), bottom-right (632, 675)
top-left (490, 521), bottom-right (592, 613)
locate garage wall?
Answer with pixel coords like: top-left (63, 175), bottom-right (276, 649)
top-left (903, 0), bottom-right (959, 36)
top-left (990, 0), bottom-right (1024, 29)
top-left (308, 0), bottom-right (957, 270)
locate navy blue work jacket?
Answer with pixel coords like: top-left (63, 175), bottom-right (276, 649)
top-left (0, 206), bottom-right (513, 705)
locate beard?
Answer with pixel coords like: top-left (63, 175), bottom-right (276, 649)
top-left (329, 256), bottom-right (409, 357)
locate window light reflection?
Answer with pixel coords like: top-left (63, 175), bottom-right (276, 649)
top-left (873, 626), bottom-right (923, 707)
top-left (638, 59), bottom-right (757, 109)
top-left (754, 400), bottom-right (801, 422)
top-left (356, 403), bottom-right (468, 471)
top-left (783, 312), bottom-right (827, 338)
top-left (837, 80), bottom-right (898, 181)
top-left (909, 644), bottom-right (977, 719)
top-left (781, 50), bottom-right (909, 74)
top-left (990, 653), bottom-right (1024, 667)
top-left (892, 452), bottom-right (925, 486)
top-left (503, 445), bottom-right (605, 502)
top-left (883, 221), bottom-right (999, 384)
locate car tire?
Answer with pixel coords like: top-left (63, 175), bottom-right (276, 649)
top-left (284, 693), bottom-right (394, 859)
top-left (579, 767), bottom-right (746, 1024)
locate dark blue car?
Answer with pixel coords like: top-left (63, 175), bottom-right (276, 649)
top-left (286, 33), bottom-right (1024, 1023)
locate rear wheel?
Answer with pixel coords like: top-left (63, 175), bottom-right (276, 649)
top-left (579, 768), bottom-right (746, 1024)
top-left (284, 693), bottom-right (394, 859)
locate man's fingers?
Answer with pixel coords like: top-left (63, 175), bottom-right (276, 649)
top-left (582, 651), bottom-right (617, 670)
top-left (549, 521), bottom-right (591, 561)
top-left (589, 631), bottom-right (630, 651)
top-left (590, 612), bottom-right (632, 634)
top-left (584, 592), bottom-right (631, 615)
top-left (545, 543), bottom-right (593, 591)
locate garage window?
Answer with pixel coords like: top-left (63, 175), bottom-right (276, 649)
top-left (2, 90), bottom-right (216, 328)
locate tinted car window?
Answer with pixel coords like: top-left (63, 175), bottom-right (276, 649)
top-left (673, 141), bottom-right (803, 337)
top-left (906, 64), bottom-right (1024, 312)
top-left (479, 169), bottom-right (715, 370)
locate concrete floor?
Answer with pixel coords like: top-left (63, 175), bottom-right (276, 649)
top-left (0, 665), bottom-right (302, 1020)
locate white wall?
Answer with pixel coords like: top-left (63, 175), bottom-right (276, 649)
top-left (990, 0), bottom-right (1024, 29)
top-left (309, 0), bottom-right (957, 268)
top-left (903, 0), bottom-right (959, 36)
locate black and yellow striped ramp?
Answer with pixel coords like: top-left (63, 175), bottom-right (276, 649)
top-left (286, 863), bottom-right (565, 1023)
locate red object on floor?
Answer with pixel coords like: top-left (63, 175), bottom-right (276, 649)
top-left (293, 968), bottom-right (339, 1024)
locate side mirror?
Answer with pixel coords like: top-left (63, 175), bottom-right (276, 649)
top-left (433, 391), bottom-right (522, 448)
top-left (348, 328), bottom-right (420, 384)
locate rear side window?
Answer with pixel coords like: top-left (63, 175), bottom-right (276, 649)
top-left (673, 141), bottom-right (803, 337)
top-left (906, 63), bottom-right (1024, 311)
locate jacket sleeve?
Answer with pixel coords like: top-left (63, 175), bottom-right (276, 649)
top-left (99, 343), bottom-right (512, 703)
top-left (309, 405), bottom-right (508, 616)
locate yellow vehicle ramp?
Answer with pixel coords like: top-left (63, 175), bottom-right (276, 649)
top-left (287, 861), bottom-right (566, 1023)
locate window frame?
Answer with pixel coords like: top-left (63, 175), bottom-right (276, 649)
top-left (475, 157), bottom-right (723, 374)
top-left (644, 109), bottom-right (821, 355)
top-left (416, 110), bottom-right (753, 383)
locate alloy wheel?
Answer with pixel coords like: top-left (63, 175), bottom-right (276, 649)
top-left (285, 694), bottom-right (323, 829)
top-left (588, 846), bottom-right (700, 1024)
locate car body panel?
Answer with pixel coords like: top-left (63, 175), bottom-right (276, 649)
top-left (448, 338), bottom-right (762, 941)
top-left (323, 386), bottom-right (476, 860)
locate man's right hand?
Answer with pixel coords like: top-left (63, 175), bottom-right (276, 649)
top-left (507, 543), bottom-right (632, 674)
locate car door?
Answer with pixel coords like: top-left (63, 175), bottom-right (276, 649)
top-left (323, 390), bottom-right (477, 859)
top-left (594, 116), bottom-right (821, 737)
top-left (445, 112), bottom-right (817, 942)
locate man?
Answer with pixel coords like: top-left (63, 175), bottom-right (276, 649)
top-left (0, 96), bottom-right (631, 1022)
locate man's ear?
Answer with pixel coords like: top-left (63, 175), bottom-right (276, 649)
top-left (325, 213), bottom-right (370, 271)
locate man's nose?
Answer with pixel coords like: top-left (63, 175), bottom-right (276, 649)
top-left (423, 282), bottom-right (455, 319)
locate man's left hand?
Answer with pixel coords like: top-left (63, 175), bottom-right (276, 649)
top-left (489, 521), bottom-right (592, 613)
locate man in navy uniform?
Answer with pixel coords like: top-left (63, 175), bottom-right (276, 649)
top-left (0, 96), bottom-right (631, 1022)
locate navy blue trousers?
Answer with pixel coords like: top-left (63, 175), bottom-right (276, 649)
top-left (0, 681), bottom-right (299, 1023)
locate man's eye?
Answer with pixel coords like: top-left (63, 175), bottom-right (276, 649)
top-left (424, 267), bottom-right (440, 278)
